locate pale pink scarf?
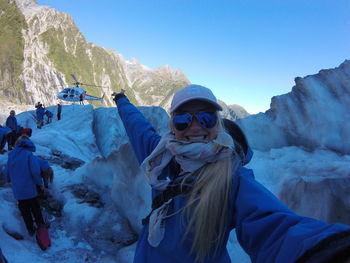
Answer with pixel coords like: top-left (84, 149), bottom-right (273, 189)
top-left (141, 130), bottom-right (235, 246)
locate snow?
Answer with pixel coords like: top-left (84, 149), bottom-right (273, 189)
top-left (0, 96), bottom-right (350, 262)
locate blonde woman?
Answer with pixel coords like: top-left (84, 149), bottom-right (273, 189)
top-left (113, 85), bottom-right (350, 263)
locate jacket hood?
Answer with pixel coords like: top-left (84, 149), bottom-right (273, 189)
top-left (222, 119), bottom-right (253, 165)
top-left (16, 139), bottom-right (36, 152)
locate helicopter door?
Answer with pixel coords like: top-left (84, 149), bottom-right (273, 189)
top-left (69, 89), bottom-right (75, 98)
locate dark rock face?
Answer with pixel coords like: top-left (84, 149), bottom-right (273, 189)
top-left (47, 150), bottom-right (85, 170)
top-left (69, 184), bottom-right (104, 208)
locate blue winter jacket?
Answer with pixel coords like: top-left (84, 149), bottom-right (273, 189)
top-left (5, 139), bottom-right (43, 200)
top-left (5, 116), bottom-right (17, 132)
top-left (45, 110), bottom-right (53, 118)
top-left (116, 96), bottom-right (350, 263)
top-left (0, 127), bottom-right (11, 149)
top-left (36, 107), bottom-right (45, 121)
top-left (0, 247), bottom-right (8, 263)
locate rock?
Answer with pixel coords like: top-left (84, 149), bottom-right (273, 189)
top-left (2, 223), bottom-right (24, 240)
top-left (70, 184), bottom-right (104, 208)
top-left (47, 150), bottom-right (85, 170)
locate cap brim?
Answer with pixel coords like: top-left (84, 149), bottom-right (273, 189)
top-left (171, 97), bottom-right (223, 113)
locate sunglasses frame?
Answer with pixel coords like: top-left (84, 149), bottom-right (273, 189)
top-left (172, 111), bottom-right (218, 131)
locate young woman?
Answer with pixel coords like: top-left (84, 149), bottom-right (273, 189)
top-left (113, 85), bottom-right (350, 263)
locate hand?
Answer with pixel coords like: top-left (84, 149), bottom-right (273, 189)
top-left (112, 89), bottom-right (125, 97)
top-left (112, 89), bottom-right (126, 103)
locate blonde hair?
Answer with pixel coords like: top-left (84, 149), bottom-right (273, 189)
top-left (182, 155), bottom-right (240, 262)
top-left (170, 108), bottom-right (240, 261)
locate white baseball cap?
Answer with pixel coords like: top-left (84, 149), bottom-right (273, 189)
top-left (170, 84), bottom-right (223, 113)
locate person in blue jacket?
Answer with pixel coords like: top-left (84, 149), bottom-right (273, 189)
top-left (112, 85), bottom-right (350, 263)
top-left (45, 110), bottom-right (53, 124)
top-left (4, 135), bottom-right (45, 236)
top-left (5, 110), bottom-right (18, 131)
top-left (5, 110), bottom-right (18, 150)
top-left (57, 103), bottom-right (62, 120)
top-left (35, 103), bottom-right (45, 129)
top-left (0, 126), bottom-right (11, 154)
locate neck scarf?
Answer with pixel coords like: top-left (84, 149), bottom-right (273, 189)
top-left (141, 130), bottom-right (235, 246)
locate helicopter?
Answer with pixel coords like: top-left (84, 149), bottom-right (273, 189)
top-left (57, 74), bottom-right (105, 103)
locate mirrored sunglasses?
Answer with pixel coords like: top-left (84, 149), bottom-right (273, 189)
top-left (173, 112), bottom-right (218, 131)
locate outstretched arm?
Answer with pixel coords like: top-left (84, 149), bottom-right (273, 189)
top-left (113, 90), bottom-right (162, 164)
top-left (232, 167), bottom-right (350, 263)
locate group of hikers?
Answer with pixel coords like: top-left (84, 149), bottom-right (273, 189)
top-left (1, 107), bottom-right (55, 260)
top-left (35, 102), bottom-right (62, 129)
top-left (0, 85), bottom-right (349, 262)
top-left (0, 111), bottom-right (32, 154)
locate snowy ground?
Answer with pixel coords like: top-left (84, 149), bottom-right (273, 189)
top-left (0, 104), bottom-right (349, 263)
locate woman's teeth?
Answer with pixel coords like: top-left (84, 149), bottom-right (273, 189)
top-left (187, 136), bottom-right (206, 141)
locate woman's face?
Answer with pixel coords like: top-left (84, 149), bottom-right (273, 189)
top-left (170, 100), bottom-right (220, 142)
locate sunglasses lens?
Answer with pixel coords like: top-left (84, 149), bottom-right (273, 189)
top-left (173, 113), bottom-right (192, 131)
top-left (197, 112), bottom-right (217, 129)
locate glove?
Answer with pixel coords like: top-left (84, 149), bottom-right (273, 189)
top-left (112, 89), bottom-right (126, 104)
top-left (42, 168), bottom-right (54, 184)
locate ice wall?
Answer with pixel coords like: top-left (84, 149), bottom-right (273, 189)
top-left (239, 60), bottom-right (350, 154)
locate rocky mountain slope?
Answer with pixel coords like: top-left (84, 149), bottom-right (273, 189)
top-left (0, 0), bottom-right (250, 120)
top-left (0, 0), bottom-right (190, 109)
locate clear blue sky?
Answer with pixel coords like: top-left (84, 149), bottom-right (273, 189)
top-left (37, 0), bottom-right (350, 113)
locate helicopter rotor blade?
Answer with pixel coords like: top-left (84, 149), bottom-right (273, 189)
top-left (80, 83), bottom-right (107, 88)
top-left (71, 74), bottom-right (79, 83)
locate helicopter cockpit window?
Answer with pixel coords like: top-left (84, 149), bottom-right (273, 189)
top-left (62, 88), bottom-right (70, 93)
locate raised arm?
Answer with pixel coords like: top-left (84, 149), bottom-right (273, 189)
top-left (232, 167), bottom-right (350, 263)
top-left (113, 91), bottom-right (161, 164)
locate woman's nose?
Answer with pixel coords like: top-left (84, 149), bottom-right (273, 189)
top-left (188, 117), bottom-right (202, 130)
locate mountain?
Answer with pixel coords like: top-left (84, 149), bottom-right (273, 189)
top-left (0, 0), bottom-right (250, 120)
top-left (0, 0), bottom-right (249, 120)
top-left (0, 0), bottom-right (190, 109)
top-left (229, 104), bottom-right (249, 118)
top-left (218, 100), bottom-right (250, 120)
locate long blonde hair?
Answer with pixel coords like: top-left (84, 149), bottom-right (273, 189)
top-left (183, 147), bottom-right (240, 262)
